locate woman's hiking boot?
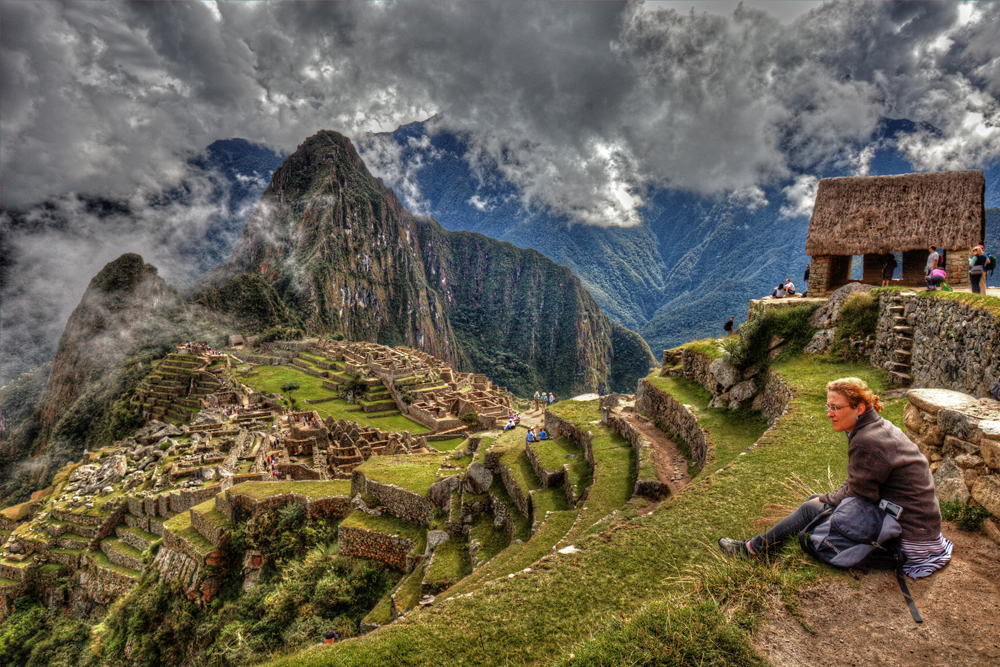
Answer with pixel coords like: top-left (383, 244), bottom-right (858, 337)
top-left (717, 537), bottom-right (752, 558)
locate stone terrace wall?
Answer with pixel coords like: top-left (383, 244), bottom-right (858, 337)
top-left (220, 489), bottom-right (352, 524)
top-left (484, 450), bottom-right (531, 519)
top-left (634, 379), bottom-right (710, 468)
top-left (750, 371), bottom-right (794, 425)
top-left (872, 293), bottom-right (1000, 398)
top-left (524, 442), bottom-right (565, 488)
top-left (905, 389), bottom-right (1000, 520)
top-left (351, 472), bottom-right (434, 526)
top-left (338, 525), bottom-right (415, 571)
top-left (84, 553), bottom-right (137, 597)
top-left (543, 412), bottom-right (595, 465)
top-left (605, 412), bottom-right (671, 500)
top-left (190, 510), bottom-right (228, 548)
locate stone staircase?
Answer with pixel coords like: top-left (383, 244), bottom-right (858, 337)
top-left (887, 298), bottom-right (914, 386)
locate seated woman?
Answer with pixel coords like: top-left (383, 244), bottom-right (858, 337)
top-left (719, 377), bottom-right (952, 579)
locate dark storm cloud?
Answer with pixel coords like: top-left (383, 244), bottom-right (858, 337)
top-left (3, 0), bottom-right (998, 222)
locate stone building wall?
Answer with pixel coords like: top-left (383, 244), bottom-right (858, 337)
top-left (338, 525), bottom-right (415, 571)
top-left (350, 473), bottom-right (434, 526)
top-left (634, 379), bottom-right (711, 468)
top-left (872, 292), bottom-right (1000, 398)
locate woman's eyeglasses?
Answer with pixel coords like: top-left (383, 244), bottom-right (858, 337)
top-left (826, 403), bottom-right (854, 413)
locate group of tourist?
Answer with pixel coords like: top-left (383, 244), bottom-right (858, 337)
top-left (923, 244), bottom-right (993, 293)
top-left (525, 426), bottom-right (548, 442)
top-left (265, 452), bottom-right (282, 479)
top-left (533, 391), bottom-right (555, 411)
top-left (503, 411), bottom-right (522, 431)
top-left (768, 278), bottom-right (798, 299)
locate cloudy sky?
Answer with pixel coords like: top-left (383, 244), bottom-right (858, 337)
top-left (2, 0), bottom-right (999, 382)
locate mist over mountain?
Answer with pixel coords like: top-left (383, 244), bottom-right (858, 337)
top-left (360, 118), bottom-right (1000, 353)
top-left (0, 139), bottom-right (284, 385)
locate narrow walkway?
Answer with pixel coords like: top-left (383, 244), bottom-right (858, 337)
top-left (624, 411), bottom-right (690, 494)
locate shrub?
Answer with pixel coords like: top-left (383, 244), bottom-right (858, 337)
top-left (830, 292), bottom-right (880, 362)
top-left (460, 412), bottom-right (483, 428)
top-left (940, 500), bottom-right (993, 532)
top-left (721, 304), bottom-right (820, 373)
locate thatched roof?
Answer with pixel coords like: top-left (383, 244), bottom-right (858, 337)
top-left (805, 170), bottom-right (985, 256)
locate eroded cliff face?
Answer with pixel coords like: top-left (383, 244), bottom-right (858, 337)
top-left (212, 130), bottom-right (654, 396)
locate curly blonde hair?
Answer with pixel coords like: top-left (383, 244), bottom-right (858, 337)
top-left (826, 377), bottom-right (883, 413)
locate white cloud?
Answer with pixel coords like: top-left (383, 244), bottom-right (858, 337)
top-left (780, 174), bottom-right (820, 219)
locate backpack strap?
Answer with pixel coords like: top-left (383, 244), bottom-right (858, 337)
top-left (893, 552), bottom-right (923, 623)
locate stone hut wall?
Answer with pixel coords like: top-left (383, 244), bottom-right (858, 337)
top-left (634, 379), bottom-right (710, 469)
top-left (872, 293), bottom-right (1000, 398)
top-left (338, 525), bottom-right (415, 572)
top-left (350, 473), bottom-right (434, 526)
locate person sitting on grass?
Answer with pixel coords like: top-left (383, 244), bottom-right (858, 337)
top-left (718, 377), bottom-right (952, 579)
top-left (526, 428), bottom-right (535, 443)
top-left (538, 429), bottom-right (548, 440)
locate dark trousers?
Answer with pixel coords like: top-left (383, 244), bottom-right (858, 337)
top-left (750, 498), bottom-right (828, 554)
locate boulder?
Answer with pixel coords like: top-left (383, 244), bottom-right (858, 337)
top-left (428, 475), bottom-right (460, 509)
top-left (937, 409), bottom-right (981, 444)
top-left (708, 358), bottom-right (740, 391)
top-left (972, 476), bottom-right (1000, 516)
top-left (933, 458), bottom-right (969, 505)
top-left (906, 389), bottom-right (983, 416)
top-left (427, 530), bottom-right (450, 551)
top-left (804, 328), bottom-right (836, 354)
top-left (465, 463), bottom-right (493, 495)
top-left (979, 438), bottom-right (1000, 470)
top-left (809, 283), bottom-right (875, 328)
top-left (729, 379), bottom-right (757, 404)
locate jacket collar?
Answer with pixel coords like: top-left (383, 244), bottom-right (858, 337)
top-left (847, 408), bottom-right (880, 441)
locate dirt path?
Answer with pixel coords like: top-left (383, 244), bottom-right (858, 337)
top-left (624, 411), bottom-right (690, 493)
top-left (756, 522), bottom-right (1000, 667)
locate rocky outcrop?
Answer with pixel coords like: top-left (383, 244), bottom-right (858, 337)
top-left (904, 388), bottom-right (1000, 516)
top-left (809, 283), bottom-right (876, 328)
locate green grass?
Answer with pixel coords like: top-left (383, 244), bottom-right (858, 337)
top-left (911, 287), bottom-right (1000, 318)
top-left (431, 437), bottom-right (468, 452)
top-left (48, 546), bottom-right (84, 556)
top-left (340, 510), bottom-right (427, 554)
top-left (228, 480), bottom-right (352, 500)
top-left (394, 560), bottom-right (428, 613)
top-left (490, 428), bottom-right (542, 502)
top-left (260, 355), bottom-right (897, 667)
top-left (102, 537), bottom-right (143, 561)
top-left (422, 535), bottom-right (472, 593)
top-left (531, 487), bottom-right (571, 517)
top-left (0, 556), bottom-right (33, 569)
top-left (162, 511), bottom-right (215, 556)
top-left (57, 533), bottom-right (91, 544)
top-left (238, 365), bottom-right (430, 433)
top-left (87, 549), bottom-right (140, 578)
top-left (468, 514), bottom-right (511, 567)
top-left (120, 525), bottom-right (161, 544)
top-left (675, 338), bottom-right (723, 359)
top-left (644, 374), bottom-right (770, 477)
top-left (191, 499), bottom-right (232, 529)
top-left (0, 577), bottom-right (20, 587)
top-left (530, 436), bottom-right (591, 496)
top-left (355, 453), bottom-right (444, 497)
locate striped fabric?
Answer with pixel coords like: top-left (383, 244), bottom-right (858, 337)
top-left (900, 534), bottom-right (954, 578)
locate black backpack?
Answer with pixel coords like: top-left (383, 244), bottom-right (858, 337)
top-left (799, 497), bottom-right (922, 623)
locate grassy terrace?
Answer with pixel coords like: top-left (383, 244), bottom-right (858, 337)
top-left (87, 550), bottom-right (140, 578)
top-left (163, 511), bottom-right (215, 556)
top-left (228, 480), bottom-right (352, 500)
top-left (645, 373), bottom-right (770, 477)
top-left (422, 535), bottom-right (472, 593)
top-left (355, 453), bottom-right (443, 497)
top-left (238, 365), bottom-right (430, 433)
top-left (340, 510), bottom-right (427, 555)
top-left (489, 427), bottom-right (542, 505)
top-left (191, 499), bottom-right (232, 528)
top-left (530, 436), bottom-right (591, 497)
top-left (265, 356), bottom-right (895, 667)
top-left (431, 436), bottom-right (467, 452)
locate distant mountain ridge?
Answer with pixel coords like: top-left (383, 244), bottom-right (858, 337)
top-left (360, 118), bottom-right (1000, 353)
top-left (207, 130), bottom-right (654, 396)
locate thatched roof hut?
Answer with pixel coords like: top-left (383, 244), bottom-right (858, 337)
top-left (805, 170), bottom-right (985, 256)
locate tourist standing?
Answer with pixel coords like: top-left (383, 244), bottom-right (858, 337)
top-left (723, 317), bottom-right (734, 336)
top-left (926, 246), bottom-right (940, 276)
top-left (802, 265), bottom-right (810, 297)
top-left (881, 254), bottom-right (898, 287)
top-left (548, 392), bottom-right (554, 406)
top-left (970, 245), bottom-right (987, 294)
